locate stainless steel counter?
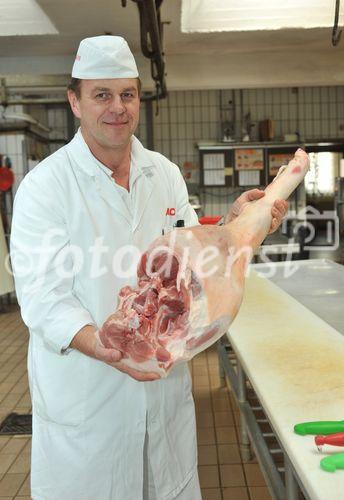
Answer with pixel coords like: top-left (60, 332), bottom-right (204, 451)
top-left (252, 259), bottom-right (344, 334)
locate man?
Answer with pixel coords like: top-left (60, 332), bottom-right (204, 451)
top-left (10, 36), bottom-right (287, 500)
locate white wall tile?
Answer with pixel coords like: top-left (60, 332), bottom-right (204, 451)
top-left (281, 104), bottom-right (289, 121)
top-left (312, 121), bottom-right (321, 138)
top-left (305, 104), bottom-right (312, 120)
top-left (0, 135), bottom-right (6, 151)
top-left (7, 135), bottom-right (16, 155)
top-left (194, 123), bottom-right (202, 138)
top-left (10, 155), bottom-right (24, 176)
top-left (320, 87), bottom-right (329, 101)
top-left (329, 103), bottom-right (337, 119)
top-left (178, 123), bottom-right (187, 139)
top-left (329, 87), bottom-right (337, 102)
top-left (321, 103), bottom-right (329, 119)
top-left (312, 104), bottom-right (320, 120)
top-left (208, 91), bottom-right (217, 106)
top-left (12, 173), bottom-right (24, 196)
top-left (170, 107), bottom-right (177, 123)
top-left (185, 106), bottom-right (193, 124)
top-left (329, 120), bottom-right (338, 137)
top-left (177, 92), bottom-right (186, 107)
top-left (209, 106), bottom-right (218, 122)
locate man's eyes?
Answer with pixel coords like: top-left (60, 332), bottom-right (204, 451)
top-left (95, 92), bottom-right (110, 100)
top-left (94, 92), bottom-right (136, 100)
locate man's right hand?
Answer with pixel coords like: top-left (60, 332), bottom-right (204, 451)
top-left (70, 325), bottom-right (160, 382)
top-left (108, 359), bottom-right (161, 382)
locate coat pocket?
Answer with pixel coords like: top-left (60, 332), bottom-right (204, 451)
top-left (30, 338), bottom-right (88, 426)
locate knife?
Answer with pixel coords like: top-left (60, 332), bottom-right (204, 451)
top-left (320, 453), bottom-right (344, 472)
top-left (315, 432), bottom-right (344, 451)
top-left (294, 421), bottom-right (344, 436)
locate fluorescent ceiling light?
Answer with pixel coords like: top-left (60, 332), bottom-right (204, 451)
top-left (0, 0), bottom-right (58, 36)
top-left (181, 0), bottom-right (343, 32)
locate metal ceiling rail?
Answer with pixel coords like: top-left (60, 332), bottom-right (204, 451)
top-left (1, 1), bottom-right (168, 106)
top-left (123, 0), bottom-right (168, 102)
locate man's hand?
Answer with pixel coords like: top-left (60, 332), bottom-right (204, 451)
top-left (70, 325), bottom-right (160, 382)
top-left (269, 199), bottom-right (289, 234)
top-left (225, 188), bottom-right (288, 234)
top-left (70, 325), bottom-right (122, 362)
top-left (96, 330), bottom-right (161, 382)
top-left (107, 359), bottom-right (161, 382)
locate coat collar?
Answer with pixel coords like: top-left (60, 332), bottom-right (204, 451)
top-left (66, 128), bottom-right (155, 228)
top-left (66, 128), bottom-right (154, 177)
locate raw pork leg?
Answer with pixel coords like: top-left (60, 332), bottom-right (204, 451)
top-left (100, 149), bottom-right (310, 375)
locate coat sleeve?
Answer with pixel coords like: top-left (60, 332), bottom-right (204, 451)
top-left (10, 169), bottom-right (96, 354)
top-left (172, 164), bottom-right (200, 228)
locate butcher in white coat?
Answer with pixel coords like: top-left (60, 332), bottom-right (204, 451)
top-left (10, 36), bottom-right (287, 500)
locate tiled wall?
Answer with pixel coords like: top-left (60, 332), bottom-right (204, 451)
top-left (153, 85), bottom-right (344, 216)
top-left (0, 131), bottom-right (27, 233)
top-left (0, 104), bottom-right (28, 231)
top-left (47, 107), bottom-right (68, 140)
top-left (154, 86), bottom-right (344, 166)
top-left (153, 90), bottom-right (219, 185)
top-left (1, 85), bottom-right (344, 220)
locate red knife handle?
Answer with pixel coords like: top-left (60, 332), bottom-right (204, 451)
top-left (315, 432), bottom-right (344, 447)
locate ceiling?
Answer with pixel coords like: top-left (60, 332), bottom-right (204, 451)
top-left (0, 0), bottom-right (340, 56)
top-left (0, 0), bottom-right (343, 90)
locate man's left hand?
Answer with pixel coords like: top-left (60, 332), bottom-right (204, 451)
top-left (269, 198), bottom-right (289, 234)
top-left (225, 189), bottom-right (288, 234)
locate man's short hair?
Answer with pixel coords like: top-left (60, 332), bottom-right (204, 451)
top-left (67, 77), bottom-right (142, 99)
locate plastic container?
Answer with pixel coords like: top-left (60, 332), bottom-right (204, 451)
top-left (198, 216), bottom-right (222, 225)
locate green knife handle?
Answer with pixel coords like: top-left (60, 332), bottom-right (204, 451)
top-left (320, 453), bottom-right (344, 472)
top-left (294, 421), bottom-right (344, 436)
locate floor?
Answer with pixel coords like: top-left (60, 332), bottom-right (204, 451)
top-left (0, 305), bottom-right (272, 500)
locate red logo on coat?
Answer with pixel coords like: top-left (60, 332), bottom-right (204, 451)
top-left (165, 207), bottom-right (176, 216)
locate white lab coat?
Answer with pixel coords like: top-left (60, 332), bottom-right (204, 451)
top-left (10, 129), bottom-right (200, 500)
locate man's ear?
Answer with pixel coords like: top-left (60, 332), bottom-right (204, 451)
top-left (67, 90), bottom-right (81, 119)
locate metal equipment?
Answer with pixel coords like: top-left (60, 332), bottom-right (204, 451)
top-left (335, 177), bottom-right (344, 235)
top-left (122, 0), bottom-right (167, 102)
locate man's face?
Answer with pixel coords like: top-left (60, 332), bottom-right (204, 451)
top-left (68, 78), bottom-right (140, 150)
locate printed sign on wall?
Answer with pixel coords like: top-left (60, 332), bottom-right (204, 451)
top-left (269, 153), bottom-right (293, 176)
top-left (235, 149), bottom-right (264, 170)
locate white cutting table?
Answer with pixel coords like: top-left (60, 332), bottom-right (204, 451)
top-left (221, 259), bottom-right (344, 500)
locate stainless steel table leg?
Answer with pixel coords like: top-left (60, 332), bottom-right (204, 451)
top-left (219, 358), bottom-right (225, 380)
top-left (216, 341), bottom-right (227, 387)
top-left (237, 361), bottom-right (252, 462)
top-left (219, 357), bottom-right (226, 388)
top-left (285, 454), bottom-right (299, 500)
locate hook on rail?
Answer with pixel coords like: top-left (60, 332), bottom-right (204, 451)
top-left (332, 0), bottom-right (342, 46)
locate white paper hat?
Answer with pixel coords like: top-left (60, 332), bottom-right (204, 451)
top-left (72, 35), bottom-right (139, 79)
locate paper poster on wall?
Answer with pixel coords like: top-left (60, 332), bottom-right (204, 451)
top-left (269, 153), bottom-right (293, 176)
top-left (203, 153), bottom-right (225, 185)
top-left (204, 169), bottom-right (225, 185)
top-left (182, 162), bottom-right (199, 184)
top-left (235, 149), bottom-right (264, 170)
top-left (238, 170), bottom-right (260, 186)
top-left (204, 153), bottom-right (225, 170)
